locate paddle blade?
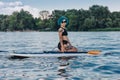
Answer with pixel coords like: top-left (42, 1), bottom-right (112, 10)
top-left (88, 50), bottom-right (101, 55)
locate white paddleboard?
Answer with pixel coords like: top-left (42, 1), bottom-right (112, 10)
top-left (10, 53), bottom-right (87, 57)
top-left (9, 51), bottom-right (88, 59)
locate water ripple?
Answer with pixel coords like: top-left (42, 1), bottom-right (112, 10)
top-left (0, 32), bottom-right (120, 80)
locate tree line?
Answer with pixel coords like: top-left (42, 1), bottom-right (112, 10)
top-left (0, 5), bottom-right (120, 31)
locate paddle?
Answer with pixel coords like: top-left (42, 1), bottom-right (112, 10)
top-left (60, 50), bottom-right (101, 55)
top-left (87, 50), bottom-right (101, 55)
top-left (65, 50), bottom-right (101, 55)
top-left (44, 50), bottom-right (101, 55)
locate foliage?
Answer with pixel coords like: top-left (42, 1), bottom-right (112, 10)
top-left (0, 5), bottom-right (120, 31)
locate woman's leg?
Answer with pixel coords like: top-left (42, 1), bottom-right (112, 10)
top-left (66, 46), bottom-right (78, 52)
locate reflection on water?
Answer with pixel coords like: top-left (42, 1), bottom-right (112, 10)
top-left (0, 32), bottom-right (120, 80)
top-left (57, 57), bottom-right (74, 79)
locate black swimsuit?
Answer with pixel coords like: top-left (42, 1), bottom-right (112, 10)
top-left (61, 28), bottom-right (68, 36)
top-left (58, 27), bottom-right (69, 50)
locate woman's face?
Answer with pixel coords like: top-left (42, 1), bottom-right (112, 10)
top-left (60, 21), bottom-right (66, 27)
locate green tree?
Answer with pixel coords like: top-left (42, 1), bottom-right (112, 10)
top-left (0, 15), bottom-right (9, 31)
top-left (78, 9), bottom-right (91, 31)
top-left (51, 10), bottom-right (65, 31)
top-left (65, 9), bottom-right (79, 31)
top-left (89, 5), bottom-right (110, 20)
top-left (111, 12), bottom-right (120, 28)
top-left (82, 17), bottom-right (96, 31)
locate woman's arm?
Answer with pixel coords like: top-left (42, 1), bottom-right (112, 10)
top-left (58, 28), bottom-right (65, 52)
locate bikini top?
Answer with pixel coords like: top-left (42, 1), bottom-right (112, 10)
top-left (61, 27), bottom-right (68, 36)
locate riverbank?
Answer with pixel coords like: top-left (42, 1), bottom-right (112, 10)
top-left (90, 27), bottom-right (120, 31)
top-left (0, 28), bottom-right (120, 32)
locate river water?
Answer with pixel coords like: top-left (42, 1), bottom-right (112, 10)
top-left (0, 32), bottom-right (120, 80)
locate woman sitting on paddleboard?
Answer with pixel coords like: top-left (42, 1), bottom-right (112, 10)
top-left (57, 16), bottom-right (78, 52)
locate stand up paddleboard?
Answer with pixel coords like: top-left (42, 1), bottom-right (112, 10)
top-left (9, 50), bottom-right (101, 59)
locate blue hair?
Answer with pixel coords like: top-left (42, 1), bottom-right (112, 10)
top-left (57, 16), bottom-right (69, 26)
